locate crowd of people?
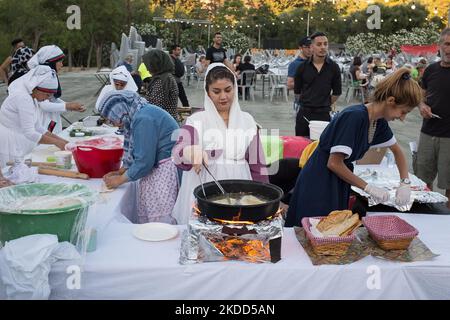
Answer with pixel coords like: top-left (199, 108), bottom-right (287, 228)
top-left (0, 27), bottom-right (449, 227)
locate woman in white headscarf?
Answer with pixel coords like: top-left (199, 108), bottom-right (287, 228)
top-left (171, 63), bottom-right (269, 225)
top-left (27, 45), bottom-right (86, 133)
top-left (94, 66), bottom-right (138, 112)
top-left (0, 66), bottom-right (69, 168)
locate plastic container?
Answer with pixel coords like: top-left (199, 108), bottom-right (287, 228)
top-left (55, 151), bottom-right (73, 169)
top-left (309, 121), bottom-right (330, 141)
top-left (0, 183), bottom-right (96, 244)
top-left (72, 146), bottom-right (124, 178)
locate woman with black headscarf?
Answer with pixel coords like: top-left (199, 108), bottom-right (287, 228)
top-left (142, 49), bottom-right (180, 123)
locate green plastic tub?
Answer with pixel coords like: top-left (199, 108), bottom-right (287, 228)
top-left (0, 183), bottom-right (96, 244)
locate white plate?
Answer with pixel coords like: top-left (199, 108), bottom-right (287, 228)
top-left (132, 223), bottom-right (179, 242)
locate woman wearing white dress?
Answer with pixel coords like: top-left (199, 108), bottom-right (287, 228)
top-left (94, 66), bottom-right (138, 112)
top-left (0, 66), bottom-right (69, 167)
top-left (171, 63), bottom-right (268, 225)
top-left (27, 45), bottom-right (85, 133)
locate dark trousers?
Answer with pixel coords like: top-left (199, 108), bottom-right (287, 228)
top-left (177, 82), bottom-right (190, 107)
top-left (295, 107), bottom-right (331, 137)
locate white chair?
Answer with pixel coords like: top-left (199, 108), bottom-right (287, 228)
top-left (238, 70), bottom-right (257, 102)
top-left (268, 74), bottom-right (288, 102)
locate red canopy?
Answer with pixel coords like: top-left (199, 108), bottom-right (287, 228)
top-left (400, 44), bottom-right (438, 56)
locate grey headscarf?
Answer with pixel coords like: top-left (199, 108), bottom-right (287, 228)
top-left (142, 49), bottom-right (175, 94)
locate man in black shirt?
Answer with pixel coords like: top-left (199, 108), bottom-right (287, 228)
top-left (416, 28), bottom-right (450, 208)
top-left (294, 32), bottom-right (342, 137)
top-left (205, 32), bottom-right (235, 71)
top-left (170, 44), bottom-right (190, 108)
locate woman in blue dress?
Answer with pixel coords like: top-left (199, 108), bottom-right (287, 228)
top-left (286, 68), bottom-right (423, 227)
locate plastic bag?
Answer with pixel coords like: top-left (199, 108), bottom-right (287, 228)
top-left (0, 183), bottom-right (97, 253)
top-left (4, 163), bottom-right (39, 184)
top-left (66, 137), bottom-right (123, 151)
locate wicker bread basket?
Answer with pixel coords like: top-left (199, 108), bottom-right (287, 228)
top-left (363, 215), bottom-right (419, 250)
top-left (301, 217), bottom-right (356, 256)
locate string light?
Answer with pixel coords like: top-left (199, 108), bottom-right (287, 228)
top-left (394, 18), bottom-right (397, 22)
top-left (434, 7), bottom-right (438, 15)
top-left (355, 19), bottom-right (358, 22)
top-left (291, 19), bottom-right (294, 22)
top-left (411, 2), bottom-right (416, 10)
top-left (409, 18), bottom-right (412, 21)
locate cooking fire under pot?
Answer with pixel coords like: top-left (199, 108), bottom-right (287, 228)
top-left (193, 180), bottom-right (284, 223)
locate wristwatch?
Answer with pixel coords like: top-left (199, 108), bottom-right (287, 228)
top-left (400, 178), bottom-right (411, 185)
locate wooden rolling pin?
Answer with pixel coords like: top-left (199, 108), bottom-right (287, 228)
top-left (7, 161), bottom-right (57, 167)
top-left (38, 166), bottom-right (90, 180)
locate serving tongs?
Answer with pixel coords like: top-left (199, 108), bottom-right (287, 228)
top-left (202, 161), bottom-right (232, 204)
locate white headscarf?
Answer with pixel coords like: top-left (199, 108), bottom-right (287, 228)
top-left (95, 66), bottom-right (138, 111)
top-left (187, 63), bottom-right (257, 161)
top-left (27, 45), bottom-right (65, 70)
top-left (8, 65), bottom-right (58, 95)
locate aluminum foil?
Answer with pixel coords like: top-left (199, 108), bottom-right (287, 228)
top-left (352, 167), bottom-right (448, 211)
top-left (180, 215), bottom-right (283, 265)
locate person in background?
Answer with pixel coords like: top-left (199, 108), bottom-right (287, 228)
top-left (172, 64), bottom-right (268, 225)
top-left (0, 38), bottom-right (26, 84)
top-left (99, 91), bottom-right (180, 224)
top-left (95, 66), bottom-right (138, 111)
top-left (287, 36), bottom-right (312, 91)
top-left (232, 54), bottom-right (242, 72)
top-left (286, 68), bottom-right (422, 227)
top-left (170, 44), bottom-right (190, 109)
top-left (138, 61), bottom-right (152, 89)
top-left (349, 56), bottom-right (368, 84)
top-left (7, 46), bottom-right (34, 85)
top-left (236, 55), bottom-right (256, 99)
top-left (385, 56), bottom-right (396, 71)
top-left (142, 49), bottom-right (180, 123)
top-left (294, 31), bottom-right (342, 137)
top-left (205, 32), bottom-right (235, 72)
top-left (117, 54), bottom-right (142, 92)
top-left (416, 28), bottom-right (450, 209)
top-left (0, 66), bottom-right (69, 168)
top-left (362, 57), bottom-right (375, 75)
top-left (416, 58), bottom-right (428, 83)
top-left (27, 45), bottom-right (85, 133)
top-left (195, 55), bottom-right (207, 77)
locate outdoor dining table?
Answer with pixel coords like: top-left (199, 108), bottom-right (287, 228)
top-left (2, 127), bottom-right (449, 300)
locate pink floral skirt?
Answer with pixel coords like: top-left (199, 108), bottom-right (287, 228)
top-left (137, 158), bottom-right (179, 224)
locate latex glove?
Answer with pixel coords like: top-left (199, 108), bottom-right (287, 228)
top-left (395, 184), bottom-right (412, 206)
top-left (364, 184), bottom-right (390, 203)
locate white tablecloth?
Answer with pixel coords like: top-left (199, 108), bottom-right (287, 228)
top-left (47, 212), bottom-right (450, 300)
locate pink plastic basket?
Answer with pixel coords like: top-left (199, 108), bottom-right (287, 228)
top-left (301, 217), bottom-right (356, 256)
top-left (362, 215), bottom-right (419, 250)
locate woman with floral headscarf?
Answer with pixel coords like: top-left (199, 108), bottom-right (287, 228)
top-left (98, 90), bottom-right (180, 224)
top-left (27, 45), bottom-right (86, 133)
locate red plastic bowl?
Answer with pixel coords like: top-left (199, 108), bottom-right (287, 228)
top-left (72, 146), bottom-right (124, 178)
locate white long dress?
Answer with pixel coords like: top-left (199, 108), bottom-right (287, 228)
top-left (171, 63), bottom-right (258, 225)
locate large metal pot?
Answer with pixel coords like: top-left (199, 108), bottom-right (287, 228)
top-left (193, 180), bottom-right (284, 222)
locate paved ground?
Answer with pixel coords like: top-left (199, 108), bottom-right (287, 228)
top-left (0, 69), bottom-right (443, 194)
